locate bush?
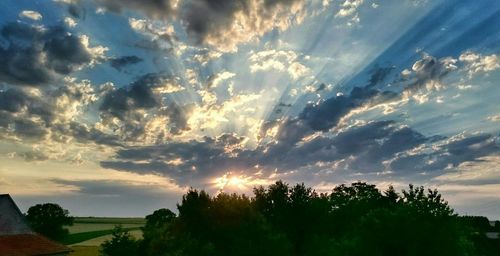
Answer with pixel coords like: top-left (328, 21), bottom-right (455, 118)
top-left (100, 226), bottom-right (139, 256)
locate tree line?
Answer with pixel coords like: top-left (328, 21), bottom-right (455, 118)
top-left (26, 181), bottom-right (500, 255)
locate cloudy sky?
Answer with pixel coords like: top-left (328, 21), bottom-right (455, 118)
top-left (0, 0), bottom-right (499, 218)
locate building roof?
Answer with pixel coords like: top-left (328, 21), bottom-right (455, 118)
top-left (0, 194), bottom-right (71, 255)
top-left (0, 194), bottom-right (32, 235)
top-left (0, 234), bottom-right (71, 256)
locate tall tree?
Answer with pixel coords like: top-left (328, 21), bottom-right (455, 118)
top-left (25, 203), bottom-right (73, 241)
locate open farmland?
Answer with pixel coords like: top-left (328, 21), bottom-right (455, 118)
top-left (66, 218), bottom-right (145, 234)
top-left (67, 217), bottom-right (145, 256)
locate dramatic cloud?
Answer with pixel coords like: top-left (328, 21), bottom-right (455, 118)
top-left (99, 121), bottom-right (430, 184)
top-left (206, 71), bottom-right (235, 89)
top-left (390, 134), bottom-right (500, 174)
top-left (109, 56), bottom-right (143, 71)
top-left (459, 52), bottom-right (500, 76)
top-left (0, 22), bottom-right (105, 86)
top-left (0, 79), bottom-right (125, 149)
top-left (99, 72), bottom-right (189, 141)
top-left (298, 87), bottom-right (398, 131)
top-left (93, 0), bottom-right (177, 19)
top-left (335, 0), bottom-right (363, 26)
top-left (401, 54), bottom-right (458, 92)
top-left (181, 0), bottom-right (307, 52)
top-left (249, 49), bottom-right (311, 80)
top-left (101, 133), bottom-right (255, 185)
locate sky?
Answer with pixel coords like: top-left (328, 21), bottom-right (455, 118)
top-left (0, 0), bottom-right (499, 218)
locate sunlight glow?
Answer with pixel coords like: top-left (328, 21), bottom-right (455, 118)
top-left (214, 173), bottom-right (250, 191)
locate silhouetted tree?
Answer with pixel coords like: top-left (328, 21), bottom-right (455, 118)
top-left (25, 203), bottom-right (73, 241)
top-left (100, 226), bottom-right (139, 256)
top-left (126, 181), bottom-right (496, 256)
top-left (140, 208), bottom-right (176, 256)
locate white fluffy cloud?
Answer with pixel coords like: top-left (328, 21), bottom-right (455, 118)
top-left (19, 10), bottom-right (43, 20)
top-left (459, 52), bottom-right (500, 76)
top-left (249, 49), bottom-right (311, 80)
top-left (335, 0), bottom-right (364, 26)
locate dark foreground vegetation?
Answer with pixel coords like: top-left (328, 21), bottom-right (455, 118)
top-left (98, 181), bottom-right (500, 256)
top-left (25, 181), bottom-right (500, 255)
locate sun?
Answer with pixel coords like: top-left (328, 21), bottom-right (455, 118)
top-left (214, 173), bottom-right (249, 191)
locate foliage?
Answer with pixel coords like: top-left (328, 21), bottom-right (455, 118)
top-left (26, 203), bottom-right (74, 241)
top-left (100, 226), bottom-right (139, 256)
top-left (129, 181), bottom-right (492, 256)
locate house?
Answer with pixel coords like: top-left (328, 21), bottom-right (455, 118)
top-left (0, 194), bottom-right (72, 256)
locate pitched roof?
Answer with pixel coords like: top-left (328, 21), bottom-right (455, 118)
top-left (0, 194), bottom-right (32, 235)
top-left (0, 234), bottom-right (71, 256)
top-left (0, 194), bottom-right (71, 255)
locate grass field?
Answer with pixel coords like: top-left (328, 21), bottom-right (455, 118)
top-left (67, 223), bottom-right (144, 234)
top-left (66, 217), bottom-right (145, 256)
top-left (72, 230), bottom-right (143, 246)
top-left (63, 226), bottom-right (142, 245)
top-left (72, 217), bottom-right (146, 224)
top-left (70, 246), bottom-right (100, 256)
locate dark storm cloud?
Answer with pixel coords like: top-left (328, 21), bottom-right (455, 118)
top-left (52, 122), bottom-right (123, 147)
top-left (270, 53), bottom-right (457, 147)
top-left (365, 66), bottom-right (395, 88)
top-left (260, 120), bottom-right (432, 173)
top-left (0, 88), bottom-right (32, 112)
top-left (13, 119), bottom-right (48, 139)
top-left (391, 134), bottom-right (500, 173)
top-left (182, 0), bottom-right (247, 44)
top-left (43, 31), bottom-right (92, 74)
top-left (0, 112), bottom-right (14, 130)
top-left (100, 121), bottom-right (444, 185)
top-left (99, 72), bottom-right (191, 138)
top-left (403, 54), bottom-right (457, 91)
top-left (299, 87), bottom-right (398, 131)
top-left (75, 0), bottom-right (304, 51)
top-left (100, 73), bottom-right (165, 120)
top-left (68, 3), bottom-right (86, 19)
top-left (0, 83), bottom-right (124, 147)
top-left (0, 22), bottom-right (94, 86)
top-left (0, 88), bottom-right (54, 124)
top-left (109, 56), bottom-right (143, 71)
top-left (101, 134), bottom-right (258, 185)
top-left (93, 0), bottom-right (176, 19)
top-left (315, 83), bottom-right (326, 92)
top-left (180, 0), bottom-right (305, 51)
top-left (101, 117), bottom-right (500, 186)
top-left (161, 103), bottom-right (193, 135)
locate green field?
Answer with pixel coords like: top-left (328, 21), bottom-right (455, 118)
top-left (71, 217), bottom-right (146, 224)
top-left (70, 246), bottom-right (100, 256)
top-left (66, 217), bottom-right (145, 256)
